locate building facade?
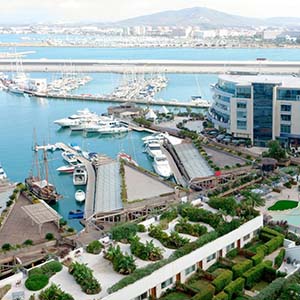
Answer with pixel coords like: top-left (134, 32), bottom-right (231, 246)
top-left (209, 74), bottom-right (300, 146)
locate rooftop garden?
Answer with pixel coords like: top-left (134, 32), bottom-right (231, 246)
top-left (158, 226), bottom-right (286, 300)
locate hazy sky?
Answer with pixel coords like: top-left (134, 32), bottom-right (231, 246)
top-left (1, 0), bottom-right (299, 24)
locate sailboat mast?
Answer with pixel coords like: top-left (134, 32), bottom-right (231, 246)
top-left (43, 149), bottom-right (49, 187)
top-left (33, 129), bottom-right (41, 180)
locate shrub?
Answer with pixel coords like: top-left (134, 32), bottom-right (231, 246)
top-left (25, 274), bottom-right (49, 291)
top-left (213, 291), bottom-right (229, 300)
top-left (137, 224), bottom-right (146, 232)
top-left (45, 232), bottom-right (54, 240)
top-left (191, 284), bottom-right (215, 300)
top-left (274, 249), bottom-right (285, 269)
top-left (265, 236), bottom-right (284, 255)
top-left (226, 249), bottom-right (238, 259)
top-left (251, 250), bottom-right (264, 266)
top-left (23, 239), bottom-right (33, 246)
top-left (175, 218), bottom-right (207, 237)
top-left (160, 208), bottom-right (178, 222)
top-left (243, 261), bottom-right (270, 289)
top-left (110, 223), bottom-right (138, 242)
top-left (1, 243), bottom-right (12, 251)
top-left (224, 278), bottom-right (245, 300)
top-left (86, 240), bottom-right (103, 254)
top-left (212, 269), bottom-right (233, 293)
top-left (252, 277), bottom-right (285, 300)
top-left (260, 227), bottom-right (284, 238)
top-left (208, 197), bottom-right (237, 216)
top-left (39, 283), bottom-right (74, 300)
top-left (130, 236), bottom-right (163, 261)
top-left (41, 261), bottom-right (63, 276)
top-left (69, 262), bottom-right (101, 294)
top-left (232, 259), bottom-right (253, 279)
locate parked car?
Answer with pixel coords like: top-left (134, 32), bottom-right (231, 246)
top-left (216, 134), bottom-right (225, 142)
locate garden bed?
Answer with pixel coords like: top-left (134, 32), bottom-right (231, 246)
top-left (160, 291), bottom-right (191, 300)
top-left (268, 200), bottom-right (298, 211)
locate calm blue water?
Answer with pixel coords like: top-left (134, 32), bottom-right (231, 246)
top-left (1, 45), bottom-right (300, 61)
top-left (0, 92), bottom-right (155, 230)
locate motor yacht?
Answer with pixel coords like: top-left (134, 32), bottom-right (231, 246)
top-left (145, 142), bottom-right (163, 158)
top-left (0, 164), bottom-right (7, 180)
top-left (73, 165), bottom-right (88, 186)
top-left (61, 151), bottom-right (77, 164)
top-left (152, 154), bottom-right (172, 178)
top-left (75, 189), bottom-right (85, 203)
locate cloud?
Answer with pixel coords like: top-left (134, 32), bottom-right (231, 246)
top-left (0, 0), bottom-right (299, 24)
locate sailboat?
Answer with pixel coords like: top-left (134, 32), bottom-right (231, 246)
top-left (25, 142), bottom-right (61, 205)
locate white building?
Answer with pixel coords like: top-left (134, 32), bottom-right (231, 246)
top-left (209, 74), bottom-right (300, 146)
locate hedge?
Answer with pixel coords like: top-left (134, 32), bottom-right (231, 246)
top-left (232, 259), bottom-right (253, 279)
top-left (213, 291), bottom-right (229, 300)
top-left (260, 227), bottom-right (284, 238)
top-left (191, 284), bottom-right (215, 300)
top-left (25, 274), bottom-right (49, 291)
top-left (265, 236), bottom-right (284, 255)
top-left (274, 249), bottom-right (285, 269)
top-left (243, 261), bottom-right (272, 289)
top-left (252, 277), bottom-right (286, 300)
top-left (224, 278), bottom-right (245, 300)
top-left (110, 223), bottom-right (138, 241)
top-left (212, 270), bottom-right (233, 293)
top-left (251, 250), bottom-right (264, 266)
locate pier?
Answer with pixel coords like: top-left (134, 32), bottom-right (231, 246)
top-left (27, 91), bottom-right (210, 108)
top-left (0, 59), bottom-right (300, 74)
top-left (56, 143), bottom-right (96, 219)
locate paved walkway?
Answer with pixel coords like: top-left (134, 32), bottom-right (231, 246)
top-left (0, 195), bottom-right (60, 245)
top-left (125, 165), bottom-right (173, 201)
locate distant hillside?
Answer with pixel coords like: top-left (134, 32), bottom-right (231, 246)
top-left (266, 17), bottom-right (300, 26)
top-left (116, 7), bottom-right (263, 28)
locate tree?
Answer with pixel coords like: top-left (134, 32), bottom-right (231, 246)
top-left (264, 140), bottom-right (287, 160)
top-left (242, 191), bottom-right (265, 208)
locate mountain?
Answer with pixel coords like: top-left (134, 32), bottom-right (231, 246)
top-left (266, 17), bottom-right (300, 26)
top-left (116, 7), bottom-right (264, 28)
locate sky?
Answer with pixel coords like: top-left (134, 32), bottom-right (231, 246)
top-left (0, 0), bottom-right (299, 24)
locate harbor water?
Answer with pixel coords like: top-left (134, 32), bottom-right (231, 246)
top-left (1, 46), bottom-right (300, 229)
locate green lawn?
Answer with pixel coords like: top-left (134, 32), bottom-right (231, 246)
top-left (160, 292), bottom-right (191, 300)
top-left (233, 255), bottom-right (249, 263)
top-left (245, 241), bottom-right (264, 253)
top-left (268, 200), bottom-right (298, 211)
top-left (187, 279), bottom-right (213, 292)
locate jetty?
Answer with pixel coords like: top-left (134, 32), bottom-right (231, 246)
top-left (56, 143), bottom-right (96, 219)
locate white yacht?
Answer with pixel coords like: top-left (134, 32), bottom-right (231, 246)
top-left (145, 142), bottom-right (163, 158)
top-left (73, 165), bottom-right (88, 186)
top-left (191, 97), bottom-right (211, 108)
top-left (153, 154), bottom-right (173, 178)
top-left (142, 132), bottom-right (168, 145)
top-left (75, 189), bottom-right (86, 203)
top-left (0, 164), bottom-right (7, 180)
top-left (53, 108), bottom-right (99, 127)
top-left (61, 151), bottom-right (77, 164)
top-left (98, 123), bottom-right (129, 135)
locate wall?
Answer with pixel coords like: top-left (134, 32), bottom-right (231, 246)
top-left (0, 272), bottom-right (23, 288)
top-left (102, 215), bottom-right (263, 300)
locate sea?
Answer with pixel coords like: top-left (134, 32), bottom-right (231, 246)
top-left (1, 40), bottom-right (299, 230)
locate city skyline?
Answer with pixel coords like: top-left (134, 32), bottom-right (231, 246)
top-left (0, 0), bottom-right (300, 24)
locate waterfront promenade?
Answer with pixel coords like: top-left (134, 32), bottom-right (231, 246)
top-left (1, 59), bottom-right (300, 74)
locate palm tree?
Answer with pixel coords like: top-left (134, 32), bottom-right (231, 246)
top-left (243, 191), bottom-right (265, 208)
top-left (117, 254), bottom-right (136, 275)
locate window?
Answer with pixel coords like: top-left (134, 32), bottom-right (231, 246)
top-left (237, 111), bottom-right (247, 119)
top-left (161, 277), bottom-right (173, 289)
top-left (185, 265), bottom-right (196, 276)
top-left (281, 114), bottom-right (291, 122)
top-left (237, 102), bottom-right (247, 109)
top-left (278, 89), bottom-right (300, 101)
top-left (281, 124), bottom-right (291, 134)
top-left (281, 104), bottom-right (291, 112)
top-left (206, 253), bottom-right (216, 263)
top-left (243, 234), bottom-right (250, 241)
top-left (237, 120), bottom-right (247, 130)
top-left (226, 242), bottom-right (235, 252)
top-left (133, 292), bottom-right (148, 300)
top-left (236, 87), bottom-right (251, 99)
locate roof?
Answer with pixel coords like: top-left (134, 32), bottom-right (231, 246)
top-left (219, 74), bottom-right (300, 88)
top-left (173, 143), bottom-right (214, 180)
top-left (22, 202), bottom-right (61, 225)
top-left (145, 109), bottom-right (157, 119)
top-left (94, 161), bottom-right (123, 213)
